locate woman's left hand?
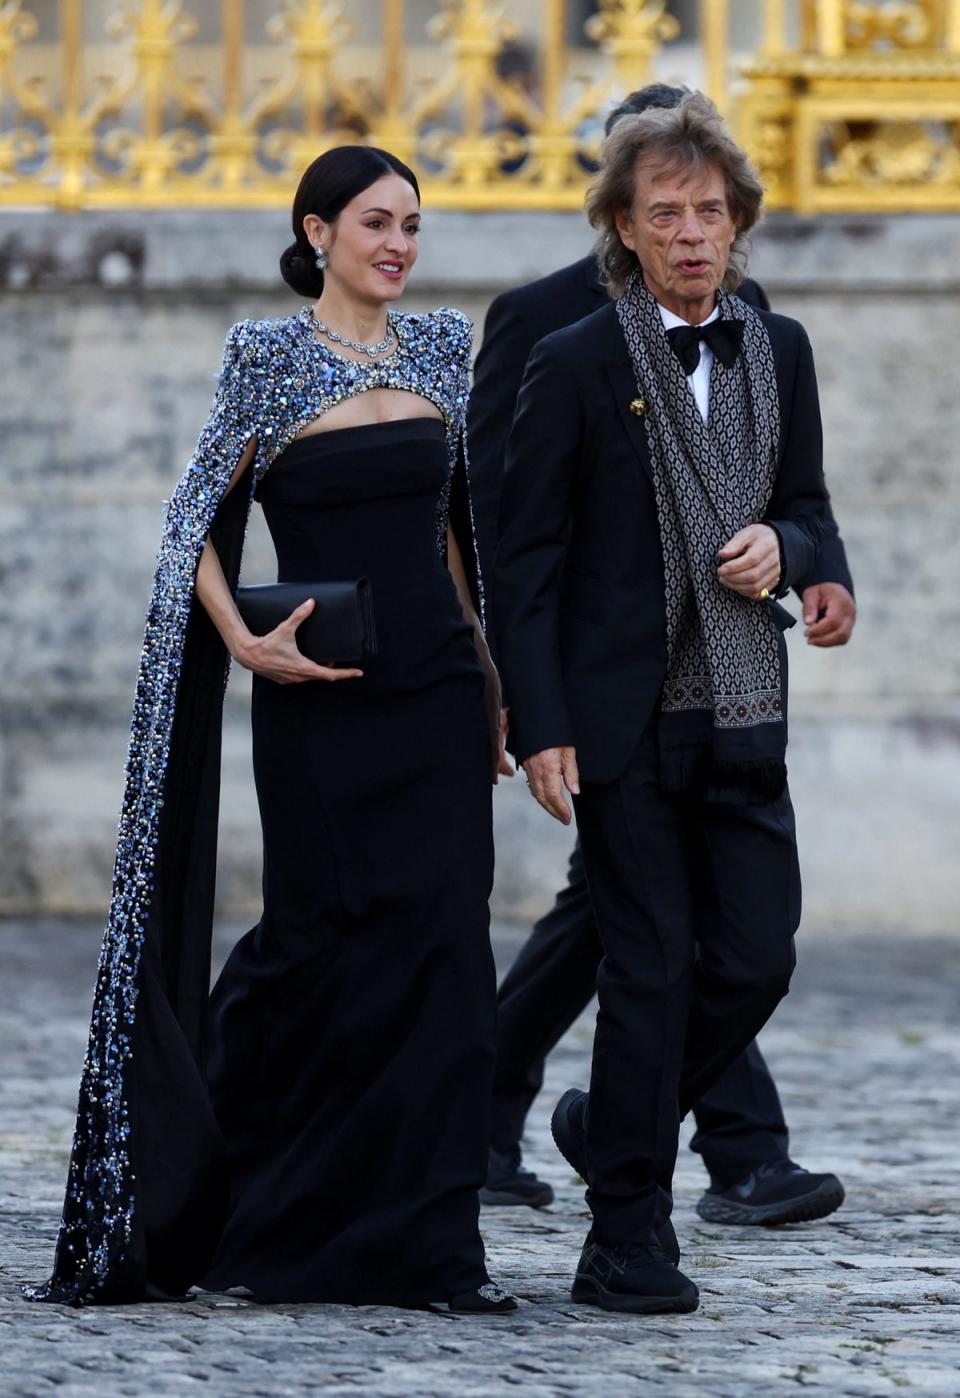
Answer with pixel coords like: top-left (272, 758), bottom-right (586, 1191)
top-left (717, 523), bottom-right (781, 600)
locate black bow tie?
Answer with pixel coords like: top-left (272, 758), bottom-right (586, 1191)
top-left (665, 318), bottom-right (744, 375)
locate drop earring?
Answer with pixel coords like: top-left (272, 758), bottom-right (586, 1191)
top-left (315, 244), bottom-right (328, 271)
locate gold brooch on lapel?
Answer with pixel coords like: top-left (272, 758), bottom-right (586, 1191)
top-left (629, 398), bottom-right (648, 417)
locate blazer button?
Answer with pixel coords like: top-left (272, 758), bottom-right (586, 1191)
top-left (629, 397), bottom-right (648, 416)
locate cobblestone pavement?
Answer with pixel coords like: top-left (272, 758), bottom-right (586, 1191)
top-left (2, 920), bottom-right (958, 1397)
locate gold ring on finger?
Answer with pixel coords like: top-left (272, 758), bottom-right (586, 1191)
top-left (758, 588), bottom-right (770, 601)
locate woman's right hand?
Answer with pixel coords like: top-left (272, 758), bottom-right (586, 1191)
top-left (232, 599), bottom-right (363, 685)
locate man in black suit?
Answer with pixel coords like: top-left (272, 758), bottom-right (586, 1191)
top-left (493, 91), bottom-right (837, 1313)
top-left (470, 86), bottom-right (852, 1234)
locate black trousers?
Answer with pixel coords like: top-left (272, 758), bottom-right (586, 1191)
top-left (566, 725), bottom-right (799, 1243)
top-left (491, 844), bottom-right (792, 1188)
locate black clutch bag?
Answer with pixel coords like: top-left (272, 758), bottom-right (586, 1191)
top-left (235, 579), bottom-right (378, 666)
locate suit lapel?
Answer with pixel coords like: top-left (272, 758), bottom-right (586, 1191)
top-left (605, 357), bottom-right (655, 485)
top-left (590, 302), bottom-right (654, 484)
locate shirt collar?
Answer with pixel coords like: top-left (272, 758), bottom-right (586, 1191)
top-left (657, 301), bottom-right (720, 333)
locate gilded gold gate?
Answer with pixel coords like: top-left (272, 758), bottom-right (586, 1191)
top-left (0, 1), bottom-right (958, 212)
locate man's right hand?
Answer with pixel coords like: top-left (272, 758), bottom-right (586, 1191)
top-left (522, 746), bottom-right (580, 825)
top-left (801, 582), bottom-right (856, 648)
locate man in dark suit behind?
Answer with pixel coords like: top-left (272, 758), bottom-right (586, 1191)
top-left (469, 86), bottom-right (853, 1233)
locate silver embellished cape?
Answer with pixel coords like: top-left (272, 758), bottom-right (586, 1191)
top-left (28, 306), bottom-right (482, 1305)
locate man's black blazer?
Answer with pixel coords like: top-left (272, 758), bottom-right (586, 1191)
top-left (468, 254), bottom-right (852, 641)
top-left (493, 300), bottom-right (829, 783)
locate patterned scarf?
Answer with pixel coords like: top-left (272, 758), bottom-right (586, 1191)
top-left (616, 271), bottom-right (787, 802)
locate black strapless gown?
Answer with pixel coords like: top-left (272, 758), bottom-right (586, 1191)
top-left (201, 418), bottom-right (497, 1305)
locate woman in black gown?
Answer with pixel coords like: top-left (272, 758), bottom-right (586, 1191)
top-left (30, 147), bottom-right (516, 1313)
top-left (195, 151), bottom-right (515, 1310)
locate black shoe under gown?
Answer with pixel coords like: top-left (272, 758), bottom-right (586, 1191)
top-left (201, 417), bottom-right (497, 1306)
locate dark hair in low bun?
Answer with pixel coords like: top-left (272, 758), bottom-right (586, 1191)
top-left (279, 241), bottom-right (323, 299)
top-left (279, 145), bottom-right (421, 299)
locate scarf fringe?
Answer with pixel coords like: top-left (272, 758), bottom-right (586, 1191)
top-left (660, 746), bottom-right (787, 805)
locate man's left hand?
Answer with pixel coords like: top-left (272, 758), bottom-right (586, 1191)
top-left (717, 523), bottom-right (781, 599)
top-left (802, 582), bottom-right (856, 648)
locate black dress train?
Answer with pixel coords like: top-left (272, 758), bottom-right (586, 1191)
top-left (201, 417), bottom-right (497, 1304)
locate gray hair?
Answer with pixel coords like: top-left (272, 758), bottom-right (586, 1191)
top-left (585, 91), bottom-right (765, 297)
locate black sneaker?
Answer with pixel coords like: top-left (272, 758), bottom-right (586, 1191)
top-left (480, 1147), bottom-right (555, 1209)
top-left (696, 1159), bottom-right (846, 1226)
top-left (571, 1232), bottom-right (699, 1315)
top-left (552, 1089), bottom-right (680, 1266)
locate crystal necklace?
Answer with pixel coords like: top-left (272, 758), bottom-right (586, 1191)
top-left (312, 312), bottom-right (395, 358)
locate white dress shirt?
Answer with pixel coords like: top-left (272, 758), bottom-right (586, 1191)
top-left (657, 301), bottom-right (720, 423)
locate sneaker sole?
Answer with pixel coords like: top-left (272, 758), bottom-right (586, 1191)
top-left (479, 1185), bottom-right (555, 1209)
top-left (695, 1177), bottom-right (846, 1227)
top-left (571, 1274), bottom-right (699, 1315)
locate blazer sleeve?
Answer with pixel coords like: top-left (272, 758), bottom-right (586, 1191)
top-left (466, 291), bottom-right (537, 608)
top-left (742, 286), bottom-right (853, 596)
top-left (765, 324), bottom-right (829, 596)
top-left (793, 507), bottom-right (855, 596)
top-left (494, 336), bottom-right (581, 763)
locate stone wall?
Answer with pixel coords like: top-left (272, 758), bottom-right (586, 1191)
top-left (1, 209), bottom-right (958, 930)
